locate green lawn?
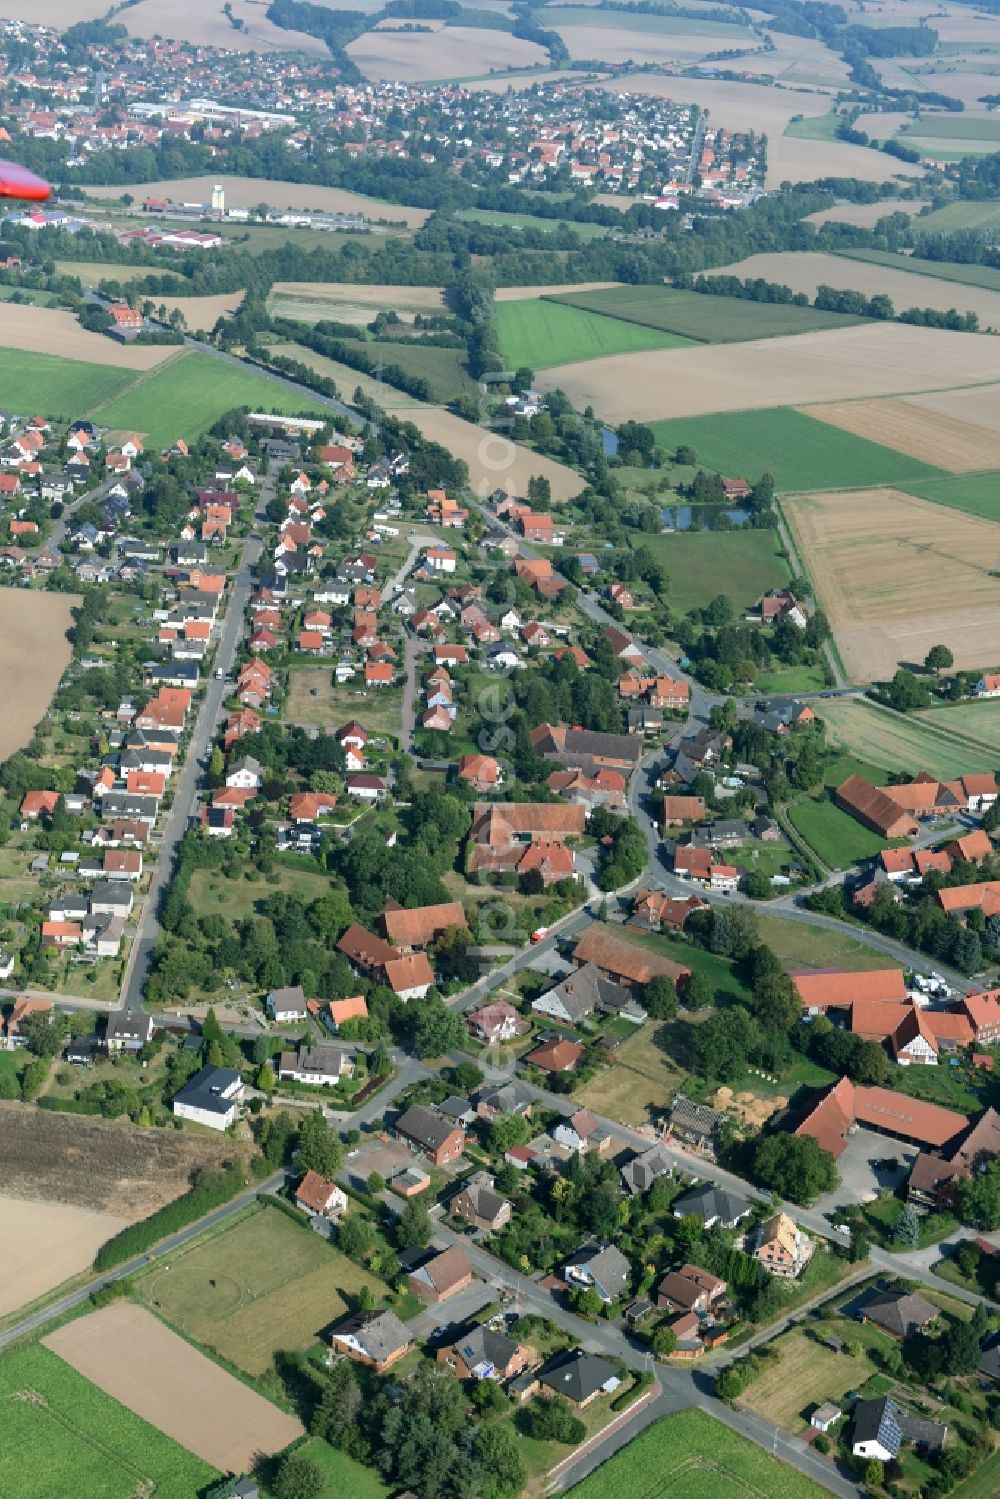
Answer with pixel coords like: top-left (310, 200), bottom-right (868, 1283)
top-left (954, 1449), bottom-right (1000, 1499)
top-left (565, 1409), bottom-right (830, 1499)
top-left (460, 207), bottom-right (610, 240)
top-left (88, 350), bottom-right (327, 451)
top-left (268, 1439), bottom-right (390, 1499)
top-left (788, 794), bottom-right (890, 869)
top-left (0, 349), bottom-right (137, 419)
top-left (905, 471), bottom-right (1000, 522)
top-left (752, 664), bottom-right (829, 694)
top-left (755, 911), bottom-right (902, 972)
top-left (136, 1203), bottom-right (390, 1376)
top-left (650, 408), bottom-right (944, 492)
top-left (495, 298), bottom-right (691, 371)
top-left (0, 1343), bottom-right (216, 1499)
top-left (552, 286), bottom-right (863, 343)
top-left (836, 248), bottom-right (1000, 294)
top-left (637, 528), bottom-right (791, 614)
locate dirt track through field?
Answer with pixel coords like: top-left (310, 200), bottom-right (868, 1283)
top-left (0, 589), bottom-right (78, 759)
top-left (0, 306), bottom-right (174, 368)
top-left (538, 322), bottom-right (1000, 422)
top-left (45, 1303), bottom-right (304, 1471)
top-left (802, 396), bottom-right (1000, 473)
top-left (784, 486), bottom-right (1000, 680)
top-left (0, 1197), bottom-right (127, 1318)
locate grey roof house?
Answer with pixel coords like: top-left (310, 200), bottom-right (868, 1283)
top-left (563, 1242), bottom-right (630, 1303)
top-left (672, 1183), bottom-right (752, 1229)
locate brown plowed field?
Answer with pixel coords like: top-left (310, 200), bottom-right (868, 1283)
top-left (0, 588), bottom-right (78, 760)
top-left (784, 486), bottom-right (1000, 681)
top-left (802, 396), bottom-right (1000, 473)
top-left (0, 1104), bottom-right (236, 1216)
top-left (45, 1304), bottom-right (303, 1471)
top-left (539, 322), bottom-right (1000, 422)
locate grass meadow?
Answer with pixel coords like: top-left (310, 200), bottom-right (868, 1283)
top-left (136, 1202), bottom-right (389, 1375)
top-left (495, 298), bottom-right (691, 370)
top-left (552, 286), bottom-right (865, 343)
top-left (916, 202), bottom-right (1000, 235)
top-left (0, 349), bottom-right (136, 418)
top-left (906, 471), bottom-right (1000, 521)
top-left (788, 794), bottom-right (892, 869)
top-left (637, 528), bottom-right (791, 613)
top-left (459, 206), bottom-right (610, 239)
top-left (650, 407), bottom-right (944, 492)
top-left (564, 1409), bottom-right (830, 1499)
top-left (816, 698), bottom-right (1000, 778)
top-left (0, 1343), bottom-right (216, 1499)
top-left (915, 698), bottom-right (1000, 752)
top-left (89, 351), bottom-right (326, 449)
top-left (366, 339), bottom-right (479, 402)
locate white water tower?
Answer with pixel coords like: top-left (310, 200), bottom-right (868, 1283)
top-left (211, 183), bottom-right (225, 216)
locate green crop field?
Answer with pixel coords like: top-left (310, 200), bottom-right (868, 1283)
top-left (788, 794), bottom-right (890, 869)
top-left (458, 207), bottom-right (610, 240)
top-left (784, 112), bottom-right (842, 141)
top-left (137, 1202), bottom-right (389, 1375)
top-left (366, 339), bottom-right (479, 402)
top-left (901, 116), bottom-right (1000, 143)
top-left (915, 202), bottom-right (1000, 235)
top-left (835, 248), bottom-right (1000, 294)
top-left (89, 351), bottom-right (327, 451)
top-left (650, 407), bottom-right (944, 491)
top-left (905, 471), bottom-right (1000, 522)
top-left (636, 528), bottom-right (791, 613)
top-left (565, 1410), bottom-right (829, 1499)
top-left (0, 349), bottom-right (136, 419)
top-left (0, 1343), bottom-right (216, 1499)
top-left (550, 286), bottom-right (862, 343)
top-left (817, 697), bottom-right (999, 779)
top-left (495, 299), bottom-right (690, 369)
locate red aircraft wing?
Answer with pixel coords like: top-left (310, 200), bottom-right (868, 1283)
top-left (0, 161), bottom-right (52, 201)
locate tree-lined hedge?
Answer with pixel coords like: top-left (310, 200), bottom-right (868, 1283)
top-left (94, 1162), bottom-right (248, 1269)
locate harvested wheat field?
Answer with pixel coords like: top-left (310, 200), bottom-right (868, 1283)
top-left (802, 396), bottom-right (1000, 474)
top-left (408, 405), bottom-right (585, 501)
top-left (0, 1197), bottom-right (128, 1319)
top-left (711, 250), bottom-right (1000, 328)
top-left (269, 280), bottom-right (446, 324)
top-left (539, 322), bottom-right (1000, 423)
top-left (784, 486), bottom-right (1000, 680)
top-left (804, 200), bottom-right (924, 229)
top-left (153, 291), bottom-right (246, 329)
top-left (120, 0), bottom-right (331, 50)
top-left (346, 26), bottom-right (547, 80)
top-left (495, 280), bottom-right (621, 301)
top-left (0, 305), bottom-right (173, 368)
top-left (0, 588), bottom-right (77, 759)
top-left (0, 1105), bottom-right (237, 1216)
top-left (589, 72), bottom-right (832, 135)
top-left (10, 0), bottom-right (107, 19)
top-left (81, 175), bottom-right (430, 227)
top-left (547, 21), bottom-right (757, 66)
top-left (45, 1303), bottom-right (303, 1471)
top-left (767, 133), bottom-right (922, 187)
top-left (905, 382), bottom-right (1000, 437)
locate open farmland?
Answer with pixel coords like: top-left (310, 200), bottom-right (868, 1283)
top-left (137, 1202), bottom-right (390, 1374)
top-left (497, 298), bottom-right (690, 370)
top-left (638, 529), bottom-right (790, 614)
top-left (271, 341), bottom-right (423, 409)
top-left (0, 1343), bottom-right (217, 1499)
top-left (0, 1105), bottom-right (236, 1217)
top-left (0, 305), bottom-right (175, 369)
top-left (495, 281), bottom-right (620, 301)
top-left (45, 1302), bottom-right (303, 1472)
top-left (916, 699), bottom-right (1000, 752)
top-left (904, 382), bottom-right (1000, 441)
top-left (0, 349), bottom-right (138, 418)
top-left (802, 398), bottom-right (1000, 475)
top-left (550, 285), bottom-right (864, 342)
top-left (398, 403), bottom-right (586, 501)
top-left (152, 291), bottom-right (246, 329)
top-left (837, 248), bottom-right (1000, 295)
top-left (650, 408), bottom-right (942, 492)
top-left (709, 250), bottom-right (1000, 329)
top-left (916, 201), bottom-right (1000, 235)
top-left (88, 350), bottom-right (327, 451)
top-left (118, 0), bottom-right (332, 50)
top-left (346, 26), bottom-right (547, 79)
top-left (538, 323), bottom-right (1000, 424)
top-left (783, 486), bottom-right (1000, 681)
top-left (0, 1197), bottom-right (127, 1320)
top-left (815, 698), bottom-right (999, 779)
top-left (81, 175), bottom-right (430, 227)
top-left (895, 472), bottom-right (1000, 521)
top-left (0, 589), bottom-right (78, 760)
top-left (565, 1409), bottom-right (830, 1499)
top-left (268, 280), bottom-right (447, 325)
top-left (548, 17), bottom-right (757, 65)
top-left (803, 200), bottom-right (924, 229)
